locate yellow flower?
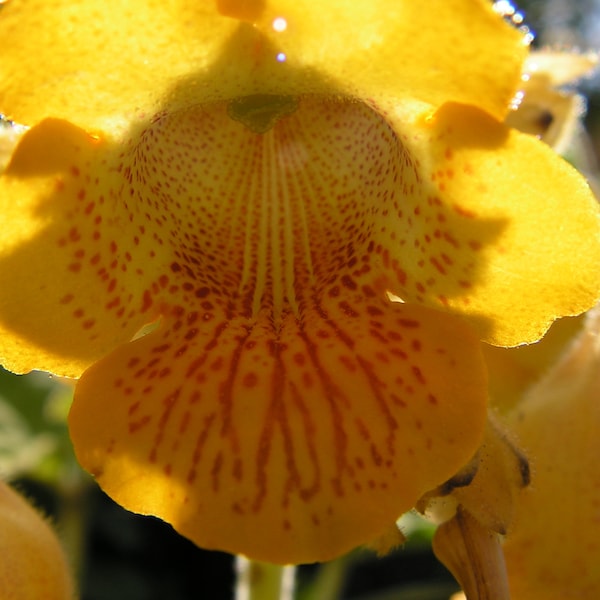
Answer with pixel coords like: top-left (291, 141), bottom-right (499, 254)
top-left (0, 0), bottom-right (599, 563)
top-left (503, 306), bottom-right (600, 599)
top-left (0, 480), bottom-right (74, 600)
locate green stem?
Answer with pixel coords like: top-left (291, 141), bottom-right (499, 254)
top-left (55, 469), bottom-right (93, 588)
top-left (300, 555), bottom-right (351, 600)
top-left (235, 556), bottom-right (296, 600)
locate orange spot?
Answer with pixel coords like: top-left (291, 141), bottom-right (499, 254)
top-left (398, 318), bottom-right (419, 328)
top-left (243, 372), bottom-right (258, 387)
top-left (453, 204), bottom-right (476, 218)
top-left (412, 366), bottom-right (426, 385)
top-left (216, 0), bottom-right (265, 22)
top-left (129, 415), bottom-right (151, 433)
top-left (430, 257), bottom-right (446, 275)
top-left (141, 290), bottom-right (153, 312)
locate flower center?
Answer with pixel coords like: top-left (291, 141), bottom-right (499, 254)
top-left (124, 97), bottom-right (413, 321)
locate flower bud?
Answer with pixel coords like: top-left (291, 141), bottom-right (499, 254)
top-left (0, 480), bottom-right (74, 600)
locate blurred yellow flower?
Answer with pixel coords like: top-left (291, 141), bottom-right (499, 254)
top-left (0, 480), bottom-right (74, 600)
top-left (1, 0), bottom-right (599, 563)
top-left (504, 306), bottom-right (600, 598)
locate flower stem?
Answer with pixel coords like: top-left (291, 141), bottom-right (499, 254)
top-left (235, 556), bottom-right (296, 600)
top-left (432, 507), bottom-right (510, 600)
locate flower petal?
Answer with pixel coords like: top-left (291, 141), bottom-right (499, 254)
top-left (483, 316), bottom-right (583, 412)
top-left (247, 0), bottom-right (527, 119)
top-left (0, 1), bottom-right (233, 131)
top-left (504, 307), bottom-right (600, 598)
top-left (69, 297), bottom-right (486, 564)
top-left (4, 94), bottom-right (598, 372)
top-left (380, 100), bottom-right (600, 346)
top-left (0, 0), bottom-right (525, 131)
top-left (0, 119), bottom-right (162, 375)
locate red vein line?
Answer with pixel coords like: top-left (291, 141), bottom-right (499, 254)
top-left (149, 387), bottom-right (181, 463)
top-left (217, 322), bottom-right (254, 480)
top-left (288, 380), bottom-right (321, 501)
top-left (299, 302), bottom-right (349, 497)
top-left (314, 295), bottom-right (399, 465)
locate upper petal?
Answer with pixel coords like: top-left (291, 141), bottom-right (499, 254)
top-left (246, 0), bottom-right (527, 119)
top-left (0, 1), bottom-right (233, 131)
top-left (0, 0), bottom-right (526, 132)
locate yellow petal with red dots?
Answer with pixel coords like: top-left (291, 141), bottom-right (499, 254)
top-left (0, 119), bottom-right (165, 376)
top-left (0, 0), bottom-right (524, 132)
top-left (3, 95), bottom-right (599, 372)
top-left (380, 100), bottom-right (600, 346)
top-left (70, 298), bottom-right (486, 564)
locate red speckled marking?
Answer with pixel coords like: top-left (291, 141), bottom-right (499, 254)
top-left (69, 98), bottom-right (487, 563)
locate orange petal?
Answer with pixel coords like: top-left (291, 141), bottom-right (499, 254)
top-left (70, 296), bottom-right (486, 564)
top-left (247, 0), bottom-right (527, 119)
top-left (0, 97), bottom-right (487, 377)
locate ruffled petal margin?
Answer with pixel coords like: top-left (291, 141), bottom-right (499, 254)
top-left (379, 100), bottom-right (600, 346)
